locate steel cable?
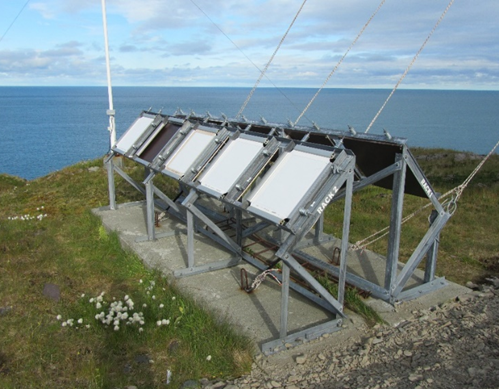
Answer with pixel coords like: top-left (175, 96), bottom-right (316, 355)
top-left (365, 0), bottom-right (455, 134)
top-left (295, 0), bottom-right (386, 125)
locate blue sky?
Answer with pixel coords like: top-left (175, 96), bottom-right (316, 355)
top-left (1, 0), bottom-right (499, 89)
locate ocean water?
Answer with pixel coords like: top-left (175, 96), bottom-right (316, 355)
top-left (0, 86), bottom-right (498, 180)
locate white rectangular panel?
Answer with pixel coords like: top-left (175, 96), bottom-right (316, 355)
top-left (115, 116), bottom-right (154, 152)
top-left (164, 129), bottom-right (215, 176)
top-left (248, 150), bottom-right (330, 220)
top-left (199, 138), bottom-right (262, 195)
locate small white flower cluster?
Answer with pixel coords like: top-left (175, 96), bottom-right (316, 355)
top-left (57, 280), bottom-right (174, 334)
top-left (156, 318), bottom-right (170, 326)
top-left (90, 292), bottom-right (146, 332)
top-left (7, 206), bottom-right (47, 221)
top-left (56, 315), bottom-right (90, 329)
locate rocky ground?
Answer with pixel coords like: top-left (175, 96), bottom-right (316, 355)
top-left (197, 279), bottom-right (499, 389)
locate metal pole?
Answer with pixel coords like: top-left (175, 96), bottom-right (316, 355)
top-left (146, 178), bottom-right (156, 241)
top-left (280, 262), bottom-right (290, 339)
top-left (101, 0), bottom-right (116, 148)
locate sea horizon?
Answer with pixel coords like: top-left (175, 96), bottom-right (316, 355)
top-left (2, 85), bottom-right (499, 92)
top-left (1, 86), bottom-right (498, 180)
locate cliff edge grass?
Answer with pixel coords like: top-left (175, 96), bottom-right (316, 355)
top-left (0, 160), bottom-right (253, 389)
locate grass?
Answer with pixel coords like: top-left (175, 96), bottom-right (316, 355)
top-left (316, 275), bottom-right (385, 327)
top-left (0, 160), bottom-right (252, 389)
top-left (1, 147), bottom-right (498, 387)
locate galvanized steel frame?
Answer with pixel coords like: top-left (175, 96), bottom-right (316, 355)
top-left (105, 111), bottom-right (455, 352)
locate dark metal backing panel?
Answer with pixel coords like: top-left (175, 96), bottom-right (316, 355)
top-left (342, 137), bottom-right (426, 198)
top-left (246, 124), bottom-right (275, 135)
top-left (306, 133), bottom-right (336, 147)
top-left (138, 123), bottom-right (181, 163)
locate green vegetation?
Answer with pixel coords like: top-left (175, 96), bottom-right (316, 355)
top-left (317, 275), bottom-right (385, 327)
top-left (0, 160), bottom-right (252, 389)
top-left (0, 148), bottom-right (498, 387)
top-left (413, 148), bottom-right (499, 283)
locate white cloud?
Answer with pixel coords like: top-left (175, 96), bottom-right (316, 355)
top-left (29, 2), bottom-right (57, 19)
top-left (2, 0), bottom-right (499, 88)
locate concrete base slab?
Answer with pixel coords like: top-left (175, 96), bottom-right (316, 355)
top-left (92, 201), bottom-right (471, 353)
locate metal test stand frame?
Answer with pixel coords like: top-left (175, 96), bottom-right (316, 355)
top-left (104, 110), bottom-right (452, 353)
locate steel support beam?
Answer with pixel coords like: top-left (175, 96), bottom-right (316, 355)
top-left (145, 179), bottom-right (156, 241)
top-left (385, 153), bottom-right (406, 292)
top-left (113, 164), bottom-right (146, 195)
top-left (424, 210), bottom-right (439, 283)
top-left (106, 157), bottom-right (116, 210)
top-left (392, 211), bottom-right (451, 297)
top-left (280, 263), bottom-right (290, 339)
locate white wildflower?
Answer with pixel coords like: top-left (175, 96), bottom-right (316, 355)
top-left (89, 298), bottom-right (95, 303)
top-left (56, 314), bottom-right (62, 320)
top-left (172, 296), bottom-right (176, 301)
top-left (162, 319), bottom-right (170, 325)
top-left (95, 302), bottom-right (102, 309)
top-left (142, 303), bottom-right (147, 308)
top-left (85, 324), bottom-right (90, 329)
top-left (139, 327), bottom-right (144, 333)
top-left (159, 304), bottom-right (164, 309)
top-left (78, 318), bottom-right (83, 324)
top-left (206, 355), bottom-right (212, 361)
top-left (62, 322), bottom-right (67, 327)
top-left (114, 325), bottom-right (119, 331)
top-left (81, 293), bottom-right (85, 298)
top-left (156, 320), bottom-right (162, 326)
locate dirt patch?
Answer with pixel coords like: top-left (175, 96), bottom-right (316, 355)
top-left (0, 352), bottom-right (9, 375)
top-left (476, 256), bottom-right (499, 283)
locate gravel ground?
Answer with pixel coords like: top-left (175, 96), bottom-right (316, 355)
top-left (198, 281), bottom-right (499, 389)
